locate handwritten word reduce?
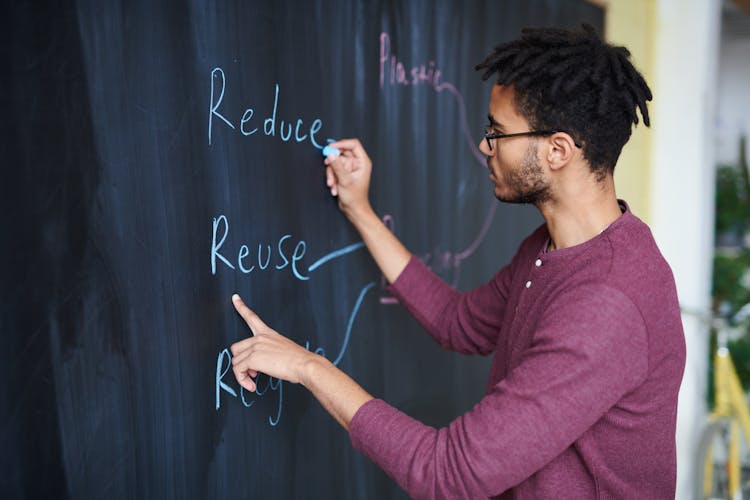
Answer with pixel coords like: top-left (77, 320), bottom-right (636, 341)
top-left (211, 214), bottom-right (309, 281)
top-left (379, 33), bottom-right (443, 89)
top-left (208, 67), bottom-right (330, 148)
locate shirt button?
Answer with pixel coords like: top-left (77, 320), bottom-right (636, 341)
top-left (535, 259), bottom-right (542, 267)
top-left (525, 280), bottom-right (532, 288)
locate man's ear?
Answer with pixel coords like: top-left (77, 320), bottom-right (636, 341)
top-left (547, 133), bottom-right (577, 171)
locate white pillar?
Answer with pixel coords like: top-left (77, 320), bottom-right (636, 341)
top-left (650, 1), bottom-right (722, 498)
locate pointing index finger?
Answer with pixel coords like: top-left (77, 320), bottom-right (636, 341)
top-left (232, 294), bottom-right (268, 334)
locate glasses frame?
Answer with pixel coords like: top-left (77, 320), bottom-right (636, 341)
top-left (484, 128), bottom-right (583, 151)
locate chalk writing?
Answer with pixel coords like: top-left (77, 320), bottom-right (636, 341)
top-left (208, 67), bottom-right (333, 149)
top-left (215, 282), bottom-right (376, 426)
top-left (209, 212), bottom-right (375, 427)
top-left (208, 31), bottom-right (499, 426)
top-left (378, 31), bottom-right (497, 288)
top-left (332, 282), bottom-right (376, 366)
top-left (307, 242), bottom-right (366, 273)
top-left (211, 214), bottom-right (309, 281)
top-left (215, 349), bottom-right (283, 426)
top-left (379, 33), bottom-right (442, 89)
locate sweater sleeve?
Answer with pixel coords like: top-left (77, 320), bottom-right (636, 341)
top-left (349, 284), bottom-right (648, 499)
top-left (386, 256), bottom-right (513, 355)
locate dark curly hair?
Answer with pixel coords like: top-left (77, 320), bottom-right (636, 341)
top-left (475, 24), bottom-right (652, 179)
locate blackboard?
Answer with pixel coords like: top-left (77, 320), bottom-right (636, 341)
top-left (1, 1), bottom-right (603, 498)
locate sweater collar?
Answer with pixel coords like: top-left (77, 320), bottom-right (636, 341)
top-left (540, 199), bottom-right (631, 259)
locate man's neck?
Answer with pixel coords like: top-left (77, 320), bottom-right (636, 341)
top-left (538, 183), bottom-right (623, 251)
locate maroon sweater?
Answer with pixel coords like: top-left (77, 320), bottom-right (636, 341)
top-left (349, 205), bottom-right (685, 499)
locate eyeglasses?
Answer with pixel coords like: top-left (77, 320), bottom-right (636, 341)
top-left (483, 127), bottom-right (582, 151)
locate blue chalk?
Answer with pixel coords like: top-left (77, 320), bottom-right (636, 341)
top-left (322, 145), bottom-right (340, 157)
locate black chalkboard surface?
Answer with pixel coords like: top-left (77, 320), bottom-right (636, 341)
top-left (1, 1), bottom-right (602, 498)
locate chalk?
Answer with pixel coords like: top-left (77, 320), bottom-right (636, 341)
top-left (322, 145), bottom-right (340, 157)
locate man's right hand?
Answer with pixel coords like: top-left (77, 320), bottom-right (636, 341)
top-left (324, 138), bottom-right (374, 221)
top-left (322, 138), bottom-right (411, 284)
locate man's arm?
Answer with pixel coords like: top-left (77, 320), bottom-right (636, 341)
top-left (386, 256), bottom-right (512, 355)
top-left (324, 139), bottom-right (511, 354)
top-left (349, 284), bottom-right (649, 498)
top-left (230, 286), bottom-right (648, 497)
top-left (230, 294), bottom-right (372, 430)
top-left (324, 138), bottom-right (411, 284)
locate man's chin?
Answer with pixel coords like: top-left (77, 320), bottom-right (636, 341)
top-left (494, 190), bottom-right (543, 206)
top-left (493, 188), bottom-right (526, 205)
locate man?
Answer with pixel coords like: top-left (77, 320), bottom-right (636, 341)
top-left (229, 25), bottom-right (685, 498)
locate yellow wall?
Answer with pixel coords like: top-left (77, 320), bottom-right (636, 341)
top-left (594, 0), bottom-right (656, 224)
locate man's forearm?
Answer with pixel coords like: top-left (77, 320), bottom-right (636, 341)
top-left (301, 355), bottom-right (374, 430)
top-left (346, 205), bottom-right (411, 284)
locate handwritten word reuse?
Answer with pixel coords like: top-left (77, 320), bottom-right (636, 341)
top-left (208, 67), bottom-right (332, 148)
top-left (211, 214), bottom-right (309, 281)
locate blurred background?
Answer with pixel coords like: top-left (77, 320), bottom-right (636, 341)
top-left (602, 0), bottom-right (749, 497)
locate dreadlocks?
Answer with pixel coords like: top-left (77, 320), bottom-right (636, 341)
top-left (475, 24), bottom-right (652, 178)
